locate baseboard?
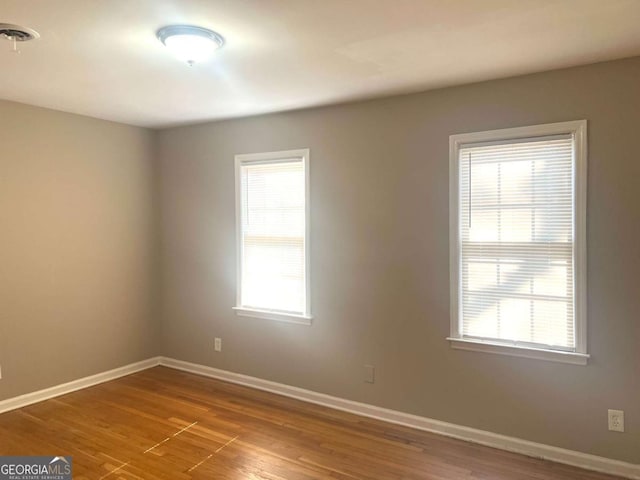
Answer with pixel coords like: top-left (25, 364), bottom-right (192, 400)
top-left (0, 357), bottom-right (161, 415)
top-left (159, 356), bottom-right (640, 480)
top-left (1, 356), bottom-right (637, 479)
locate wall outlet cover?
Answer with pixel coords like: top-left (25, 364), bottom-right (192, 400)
top-left (608, 409), bottom-right (624, 432)
top-left (364, 365), bottom-right (375, 384)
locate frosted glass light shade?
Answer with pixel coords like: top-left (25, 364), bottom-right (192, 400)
top-left (157, 25), bottom-right (224, 66)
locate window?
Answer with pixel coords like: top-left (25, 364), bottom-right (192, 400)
top-left (234, 149), bottom-right (311, 324)
top-left (449, 121), bottom-right (588, 364)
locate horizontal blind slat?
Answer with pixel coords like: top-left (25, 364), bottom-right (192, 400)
top-left (240, 159), bottom-right (306, 314)
top-left (459, 136), bottom-right (576, 349)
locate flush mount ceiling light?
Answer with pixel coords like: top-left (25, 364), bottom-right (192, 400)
top-left (157, 25), bottom-right (224, 66)
top-left (0, 23), bottom-right (40, 53)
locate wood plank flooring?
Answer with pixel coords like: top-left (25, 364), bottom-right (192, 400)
top-left (0, 366), bottom-right (625, 479)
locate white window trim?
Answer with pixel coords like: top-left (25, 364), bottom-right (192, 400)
top-left (448, 120), bottom-right (588, 365)
top-left (234, 148), bottom-right (312, 325)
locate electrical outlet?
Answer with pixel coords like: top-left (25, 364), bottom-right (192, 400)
top-left (0, 364), bottom-right (2, 380)
top-left (214, 337), bottom-right (222, 352)
top-left (608, 409), bottom-right (624, 432)
top-left (364, 365), bottom-right (375, 384)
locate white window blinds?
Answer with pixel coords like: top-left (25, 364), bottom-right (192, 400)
top-left (237, 152), bottom-right (309, 317)
top-left (458, 135), bottom-right (576, 351)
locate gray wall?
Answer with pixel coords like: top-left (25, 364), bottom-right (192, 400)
top-left (157, 57), bottom-right (640, 464)
top-left (0, 100), bottom-right (159, 401)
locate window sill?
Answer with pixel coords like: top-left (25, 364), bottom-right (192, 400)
top-left (446, 337), bottom-right (589, 365)
top-left (233, 307), bottom-right (312, 325)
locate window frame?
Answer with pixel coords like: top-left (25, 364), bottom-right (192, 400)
top-left (448, 121), bottom-right (588, 365)
top-left (233, 148), bottom-right (312, 325)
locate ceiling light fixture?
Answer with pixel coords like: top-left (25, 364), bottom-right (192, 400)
top-left (157, 25), bottom-right (224, 66)
top-left (0, 24), bottom-right (40, 54)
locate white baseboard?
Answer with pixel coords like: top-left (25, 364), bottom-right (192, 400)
top-left (0, 357), bottom-right (161, 415)
top-left (1, 356), bottom-right (637, 479)
top-left (159, 356), bottom-right (640, 480)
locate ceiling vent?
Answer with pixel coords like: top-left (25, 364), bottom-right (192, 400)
top-left (0, 23), bottom-right (40, 52)
top-left (0, 24), bottom-right (40, 41)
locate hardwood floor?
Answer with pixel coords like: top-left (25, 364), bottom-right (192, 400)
top-left (0, 366), bottom-right (625, 480)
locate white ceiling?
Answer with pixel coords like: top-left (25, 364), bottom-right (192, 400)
top-left (2, 0), bottom-right (640, 128)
